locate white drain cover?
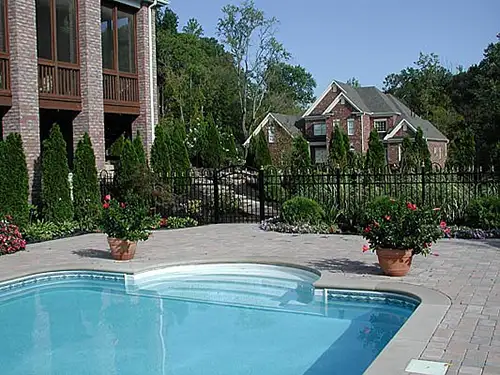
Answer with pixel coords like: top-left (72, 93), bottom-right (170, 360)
top-left (405, 359), bottom-right (450, 375)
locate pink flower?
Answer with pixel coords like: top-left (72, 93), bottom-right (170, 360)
top-left (364, 226), bottom-right (371, 233)
top-left (406, 202), bottom-right (417, 211)
top-left (120, 202), bottom-right (126, 208)
top-left (103, 203), bottom-right (110, 209)
top-left (432, 253), bottom-right (440, 257)
top-left (104, 194), bottom-right (111, 201)
top-left (384, 215), bottom-right (391, 221)
top-left (362, 245), bottom-right (370, 253)
top-left (440, 221), bottom-right (447, 229)
top-left (433, 208), bottom-right (441, 211)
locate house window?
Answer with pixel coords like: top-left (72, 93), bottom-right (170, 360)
top-left (313, 123), bottom-right (327, 136)
top-left (333, 119), bottom-right (340, 128)
top-left (433, 147), bottom-right (437, 155)
top-left (374, 119), bottom-right (387, 132)
top-left (314, 147), bottom-right (328, 164)
top-left (340, 97), bottom-right (345, 105)
top-left (398, 145), bottom-right (402, 162)
top-left (439, 147), bottom-right (442, 159)
top-left (0, 0), bottom-right (6, 53)
top-left (101, 3), bottom-right (136, 74)
top-left (268, 125), bottom-right (275, 143)
top-left (36, 0), bottom-right (78, 64)
top-left (347, 118), bottom-right (355, 135)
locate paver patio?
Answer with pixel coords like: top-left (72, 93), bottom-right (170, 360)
top-left (1, 224), bottom-right (500, 374)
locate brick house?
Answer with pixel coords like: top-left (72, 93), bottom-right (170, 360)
top-left (245, 80), bottom-right (449, 166)
top-left (0, 0), bottom-right (165, 193)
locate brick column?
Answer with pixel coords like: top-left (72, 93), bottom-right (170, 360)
top-left (73, 0), bottom-right (105, 171)
top-left (132, 5), bottom-right (158, 156)
top-left (4, 0), bottom-right (41, 198)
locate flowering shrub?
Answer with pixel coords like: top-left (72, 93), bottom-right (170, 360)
top-left (99, 195), bottom-right (160, 242)
top-left (362, 197), bottom-right (446, 256)
top-left (159, 216), bottom-right (198, 229)
top-left (0, 216), bottom-right (26, 255)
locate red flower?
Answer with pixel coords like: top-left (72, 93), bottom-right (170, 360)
top-left (444, 228), bottom-right (451, 235)
top-left (440, 221), bottom-right (447, 229)
top-left (103, 203), bottom-right (110, 209)
top-left (104, 194), bottom-right (111, 201)
top-left (362, 244), bottom-right (370, 253)
top-left (406, 202), bottom-right (417, 211)
top-left (120, 202), bottom-right (126, 208)
top-left (159, 218), bottom-right (168, 227)
top-left (5, 215), bottom-right (12, 221)
top-left (364, 226), bottom-right (371, 233)
top-left (423, 243), bottom-right (432, 248)
top-left (384, 215), bottom-right (391, 221)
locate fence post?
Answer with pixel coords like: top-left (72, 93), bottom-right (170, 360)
top-left (336, 168), bottom-right (341, 209)
top-left (421, 164), bottom-right (426, 206)
top-left (213, 169), bottom-right (220, 224)
top-left (258, 168), bottom-right (265, 222)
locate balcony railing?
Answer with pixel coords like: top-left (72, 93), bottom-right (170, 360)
top-left (103, 72), bottom-right (139, 103)
top-left (38, 60), bottom-right (80, 98)
top-left (0, 55), bottom-right (10, 92)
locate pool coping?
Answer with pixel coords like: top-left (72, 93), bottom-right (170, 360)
top-left (0, 258), bottom-right (451, 375)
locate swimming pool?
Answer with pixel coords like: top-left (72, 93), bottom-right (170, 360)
top-left (0, 264), bottom-right (418, 375)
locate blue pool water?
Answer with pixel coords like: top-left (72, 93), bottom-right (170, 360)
top-left (0, 265), bottom-right (418, 375)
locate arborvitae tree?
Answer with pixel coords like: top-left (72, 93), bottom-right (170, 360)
top-left (365, 129), bottom-right (386, 173)
top-left (116, 139), bottom-right (140, 201)
top-left (151, 124), bottom-right (171, 182)
top-left (200, 116), bottom-right (223, 168)
top-left (414, 127), bottom-right (432, 170)
top-left (110, 134), bottom-right (125, 158)
top-left (288, 135), bottom-right (311, 170)
top-left (329, 125), bottom-right (348, 168)
top-left (41, 124), bottom-right (74, 223)
top-left (446, 128), bottom-right (475, 171)
top-left (223, 128), bottom-right (239, 166)
top-left (248, 131), bottom-right (272, 168)
top-left (73, 133), bottom-right (100, 230)
top-left (401, 136), bottom-right (417, 171)
top-left (0, 133), bottom-right (29, 227)
top-left (133, 131), bottom-right (147, 167)
top-left (168, 119), bottom-right (191, 174)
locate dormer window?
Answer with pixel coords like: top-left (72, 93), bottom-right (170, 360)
top-left (374, 119), bottom-right (387, 133)
top-left (268, 125), bottom-right (275, 143)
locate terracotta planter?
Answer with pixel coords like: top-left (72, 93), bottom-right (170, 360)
top-left (107, 237), bottom-right (137, 261)
top-left (376, 248), bottom-right (413, 277)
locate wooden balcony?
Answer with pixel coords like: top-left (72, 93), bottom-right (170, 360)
top-left (103, 70), bottom-right (140, 115)
top-left (0, 54), bottom-right (11, 107)
top-left (38, 60), bottom-right (81, 111)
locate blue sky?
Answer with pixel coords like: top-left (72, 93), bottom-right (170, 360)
top-left (169, 0), bottom-right (499, 96)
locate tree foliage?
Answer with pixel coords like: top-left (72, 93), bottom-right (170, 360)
top-left (151, 123), bottom-right (171, 182)
top-left (365, 129), bottom-right (386, 172)
top-left (73, 133), bottom-right (100, 230)
top-left (329, 125), bottom-right (349, 169)
top-left (413, 127), bottom-right (432, 170)
top-left (247, 131), bottom-right (272, 169)
top-left (200, 116), bottom-right (224, 168)
top-left (0, 133), bottom-right (29, 227)
top-left (287, 135), bottom-right (311, 171)
top-left (41, 124), bottom-right (74, 223)
top-left (132, 132), bottom-right (147, 167)
top-left (446, 127), bottom-right (476, 171)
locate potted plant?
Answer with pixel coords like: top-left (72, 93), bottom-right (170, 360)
top-left (99, 195), bottom-right (159, 261)
top-left (361, 197), bottom-right (446, 276)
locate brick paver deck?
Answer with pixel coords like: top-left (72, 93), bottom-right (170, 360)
top-left (1, 224), bottom-right (500, 374)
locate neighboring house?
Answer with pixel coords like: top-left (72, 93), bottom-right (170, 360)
top-left (245, 80), bottom-right (449, 167)
top-left (244, 113), bottom-right (301, 165)
top-left (0, 0), bottom-right (166, 189)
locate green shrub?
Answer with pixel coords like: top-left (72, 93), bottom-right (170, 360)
top-left (41, 124), bottom-right (74, 223)
top-left (265, 184), bottom-right (286, 203)
top-left (201, 116), bottom-right (223, 168)
top-left (465, 196), bottom-right (500, 229)
top-left (23, 220), bottom-right (78, 242)
top-left (73, 133), bottom-right (101, 231)
top-left (365, 129), bottom-right (385, 173)
top-left (281, 197), bottom-right (324, 225)
top-left (0, 133), bottom-right (30, 227)
top-left (168, 119), bottom-right (191, 175)
top-left (151, 124), bottom-right (172, 182)
top-left (161, 216), bottom-right (198, 229)
top-left (133, 131), bottom-right (147, 166)
top-left (110, 134), bottom-right (125, 158)
top-left (247, 131), bottom-right (272, 168)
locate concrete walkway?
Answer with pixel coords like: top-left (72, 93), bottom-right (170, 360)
top-left (1, 224), bottom-right (500, 374)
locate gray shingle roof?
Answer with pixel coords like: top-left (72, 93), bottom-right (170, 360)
top-left (270, 113), bottom-right (301, 136)
top-left (330, 81), bottom-right (447, 141)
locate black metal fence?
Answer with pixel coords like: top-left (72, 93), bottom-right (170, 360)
top-left (100, 166), bottom-right (500, 225)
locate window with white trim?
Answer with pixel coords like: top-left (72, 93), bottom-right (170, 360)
top-left (313, 123), bottom-right (326, 136)
top-left (347, 118), bottom-right (355, 135)
top-left (340, 97), bottom-right (345, 105)
top-left (268, 125), bottom-right (275, 143)
top-left (374, 119), bottom-right (387, 132)
top-left (333, 119), bottom-right (340, 128)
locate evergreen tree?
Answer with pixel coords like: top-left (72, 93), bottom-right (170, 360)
top-left (414, 127), bottom-right (432, 170)
top-left (223, 128), bottom-right (239, 165)
top-left (168, 119), bottom-right (191, 174)
top-left (200, 116), bottom-right (223, 168)
top-left (110, 134), bottom-right (125, 158)
top-left (247, 131), bottom-right (272, 168)
top-left (151, 123), bottom-right (171, 182)
top-left (329, 125), bottom-right (348, 168)
top-left (400, 136), bottom-right (417, 171)
top-left (288, 135), bottom-right (311, 170)
top-left (41, 124), bottom-right (74, 223)
top-left (0, 133), bottom-right (30, 227)
top-left (116, 139), bottom-right (141, 202)
top-left (73, 133), bottom-right (100, 230)
top-left (446, 127), bottom-right (475, 171)
top-left (365, 129), bottom-right (386, 173)
top-left (133, 131), bottom-right (147, 166)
